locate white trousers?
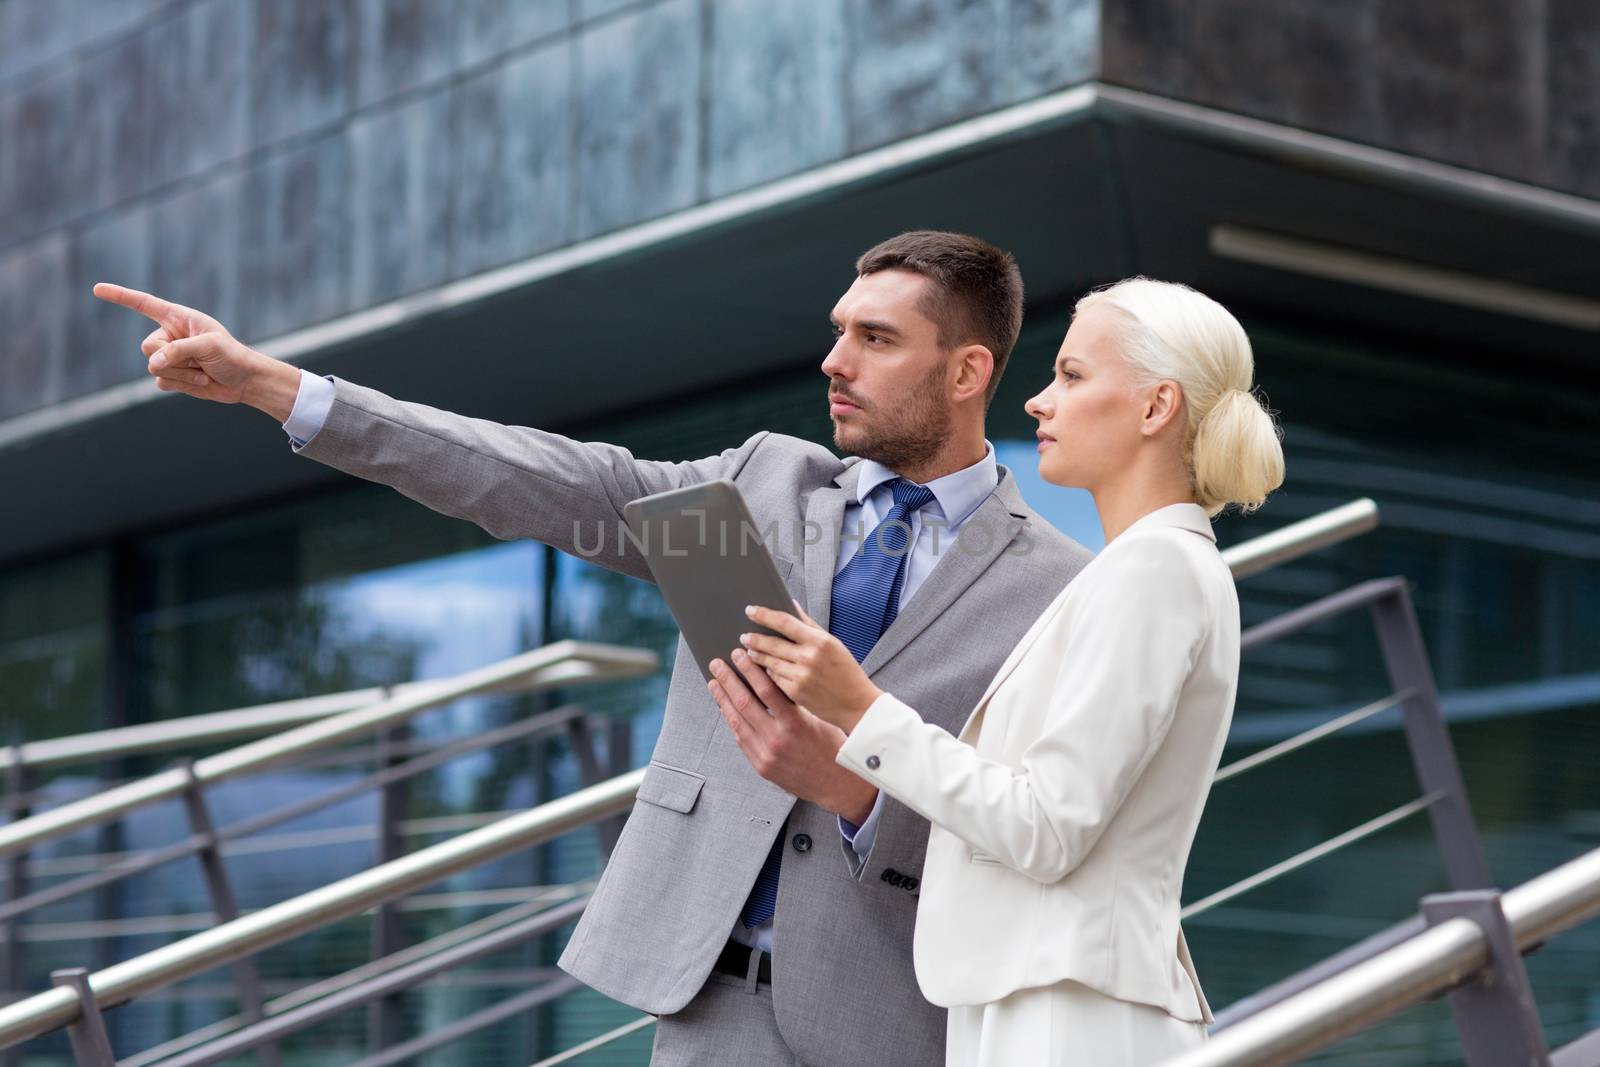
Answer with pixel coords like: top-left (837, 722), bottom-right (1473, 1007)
top-left (945, 979), bottom-right (1207, 1066)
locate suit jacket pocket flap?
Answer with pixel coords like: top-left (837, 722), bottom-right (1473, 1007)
top-left (636, 761), bottom-right (707, 814)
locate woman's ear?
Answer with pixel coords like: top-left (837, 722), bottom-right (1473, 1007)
top-left (1141, 380), bottom-right (1184, 437)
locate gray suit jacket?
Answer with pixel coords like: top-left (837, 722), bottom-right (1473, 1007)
top-left (294, 377), bottom-right (1093, 1067)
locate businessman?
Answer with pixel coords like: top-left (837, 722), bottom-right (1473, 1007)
top-left (95, 230), bottom-right (1092, 1065)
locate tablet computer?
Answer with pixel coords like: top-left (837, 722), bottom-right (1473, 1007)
top-left (622, 480), bottom-right (797, 682)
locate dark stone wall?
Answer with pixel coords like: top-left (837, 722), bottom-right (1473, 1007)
top-left (0, 0), bottom-right (1096, 421)
top-left (1101, 0), bottom-right (1600, 202)
top-left (2, 0), bottom-right (1593, 425)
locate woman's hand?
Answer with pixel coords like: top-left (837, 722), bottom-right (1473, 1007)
top-left (737, 602), bottom-right (882, 733)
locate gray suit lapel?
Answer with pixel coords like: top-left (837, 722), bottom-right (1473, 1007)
top-left (801, 462), bottom-right (860, 628)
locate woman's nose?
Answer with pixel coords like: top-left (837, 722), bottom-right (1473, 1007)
top-left (1025, 390), bottom-right (1047, 418)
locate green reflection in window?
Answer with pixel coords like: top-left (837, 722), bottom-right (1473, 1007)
top-left (0, 550), bottom-right (108, 742)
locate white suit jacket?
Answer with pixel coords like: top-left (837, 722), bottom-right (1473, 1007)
top-left (836, 502), bottom-right (1237, 1023)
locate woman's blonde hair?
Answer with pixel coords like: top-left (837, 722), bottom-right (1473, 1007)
top-left (1075, 277), bottom-right (1284, 517)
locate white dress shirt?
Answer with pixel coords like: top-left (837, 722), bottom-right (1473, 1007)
top-left (282, 369), bottom-right (1002, 955)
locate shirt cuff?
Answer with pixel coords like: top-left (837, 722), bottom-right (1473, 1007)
top-left (838, 789), bottom-right (884, 861)
top-left (282, 368), bottom-right (335, 447)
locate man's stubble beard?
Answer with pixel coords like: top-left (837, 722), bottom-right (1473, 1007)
top-left (832, 361), bottom-right (952, 473)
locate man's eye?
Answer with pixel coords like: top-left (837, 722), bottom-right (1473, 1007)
top-left (866, 334), bottom-right (884, 344)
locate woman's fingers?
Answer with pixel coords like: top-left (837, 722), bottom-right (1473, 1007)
top-left (739, 630), bottom-right (806, 664)
top-left (744, 604), bottom-right (813, 641)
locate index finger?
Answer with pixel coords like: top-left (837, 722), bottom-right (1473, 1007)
top-left (92, 283), bottom-right (186, 327)
top-left (744, 605), bottom-right (811, 641)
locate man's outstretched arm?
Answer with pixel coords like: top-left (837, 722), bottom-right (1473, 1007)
top-left (92, 283), bottom-right (767, 580)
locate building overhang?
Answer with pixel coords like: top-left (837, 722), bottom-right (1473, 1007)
top-left (4, 83), bottom-right (1596, 569)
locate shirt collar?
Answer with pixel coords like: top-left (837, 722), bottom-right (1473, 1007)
top-left (855, 441), bottom-right (999, 527)
top-left (1119, 502), bottom-right (1217, 543)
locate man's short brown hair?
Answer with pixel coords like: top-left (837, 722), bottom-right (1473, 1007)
top-left (855, 230), bottom-right (1024, 408)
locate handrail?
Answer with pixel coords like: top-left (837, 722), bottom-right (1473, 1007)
top-left (117, 884), bottom-right (594, 1067)
top-left (0, 702), bottom-right (593, 927)
top-left (0, 770), bottom-right (643, 1047)
top-left (1159, 841), bottom-right (1600, 1066)
top-left (0, 686), bottom-right (429, 774)
top-left (0, 639), bottom-right (655, 859)
top-left (1221, 498), bottom-right (1377, 579)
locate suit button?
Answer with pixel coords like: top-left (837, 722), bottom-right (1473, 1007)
top-left (904, 877), bottom-right (919, 890)
top-left (881, 868), bottom-right (898, 883)
top-left (792, 833), bottom-right (812, 853)
top-left (866, 755), bottom-right (880, 770)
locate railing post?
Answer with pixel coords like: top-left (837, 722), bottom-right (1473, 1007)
top-left (564, 715), bottom-right (621, 857)
top-left (1421, 890), bottom-right (1550, 1066)
top-left (607, 719), bottom-right (632, 782)
top-left (0, 748), bottom-right (31, 1067)
top-left (1369, 584), bottom-right (1494, 890)
top-left (367, 719), bottom-right (407, 1057)
top-left (49, 969), bottom-right (115, 1067)
top-left (176, 760), bottom-right (280, 1067)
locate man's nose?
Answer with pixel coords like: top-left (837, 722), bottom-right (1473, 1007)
top-left (821, 339), bottom-right (850, 377)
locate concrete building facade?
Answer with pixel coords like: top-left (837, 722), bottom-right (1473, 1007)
top-left (1, 1), bottom-right (1597, 1063)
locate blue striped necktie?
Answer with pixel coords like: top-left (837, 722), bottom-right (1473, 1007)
top-left (739, 478), bottom-right (938, 930)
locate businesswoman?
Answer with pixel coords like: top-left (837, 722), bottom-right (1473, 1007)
top-left (707, 277), bottom-right (1284, 1064)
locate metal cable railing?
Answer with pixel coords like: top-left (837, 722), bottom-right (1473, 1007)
top-left (0, 639), bottom-right (655, 859)
top-left (0, 500), bottom-right (1392, 1064)
top-left (0, 639), bottom-right (654, 1067)
top-left (0, 771), bottom-right (640, 1048)
top-left (1158, 842), bottom-right (1600, 1067)
top-left (0, 703), bottom-right (592, 930)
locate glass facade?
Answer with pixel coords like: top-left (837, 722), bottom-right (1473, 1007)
top-left (0, 309), bottom-right (1596, 1064)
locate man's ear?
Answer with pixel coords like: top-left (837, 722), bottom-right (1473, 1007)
top-left (951, 344), bottom-right (994, 404)
top-left (1142, 380), bottom-right (1184, 437)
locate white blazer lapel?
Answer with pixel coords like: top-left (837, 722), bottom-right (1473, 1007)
top-left (957, 580), bottom-right (1074, 741)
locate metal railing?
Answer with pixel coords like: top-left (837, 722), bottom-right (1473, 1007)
top-left (1158, 842), bottom-right (1600, 1067)
top-left (0, 638), bottom-right (655, 1065)
top-left (0, 639), bottom-right (655, 859)
top-left (0, 682), bottom-right (477, 777)
top-left (0, 771), bottom-right (640, 1051)
top-left (0, 500), bottom-right (1409, 1065)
